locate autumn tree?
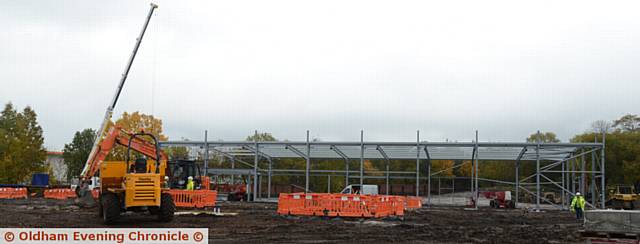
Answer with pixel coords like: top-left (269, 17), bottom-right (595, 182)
top-left (62, 129), bottom-right (95, 181)
top-left (431, 160), bottom-right (455, 177)
top-left (0, 103), bottom-right (47, 184)
top-left (104, 112), bottom-right (167, 161)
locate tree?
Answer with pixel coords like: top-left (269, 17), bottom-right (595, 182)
top-left (0, 103), bottom-right (46, 184)
top-left (613, 114), bottom-right (640, 132)
top-left (62, 129), bottom-right (95, 181)
top-left (572, 130), bottom-right (640, 184)
top-left (526, 131), bottom-right (560, 143)
top-left (591, 120), bottom-right (612, 134)
top-left (105, 112), bottom-right (168, 161)
top-left (165, 146), bottom-right (190, 160)
top-left (431, 160), bottom-right (455, 177)
top-left (246, 132), bottom-right (277, 142)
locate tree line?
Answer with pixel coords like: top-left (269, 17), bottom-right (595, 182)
top-left (1, 101), bottom-right (639, 191)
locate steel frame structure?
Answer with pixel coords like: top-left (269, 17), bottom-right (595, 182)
top-left (160, 130), bottom-right (606, 210)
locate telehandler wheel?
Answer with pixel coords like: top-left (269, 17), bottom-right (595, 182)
top-left (158, 193), bottom-right (175, 222)
top-left (102, 193), bottom-right (120, 224)
top-left (97, 195), bottom-right (103, 217)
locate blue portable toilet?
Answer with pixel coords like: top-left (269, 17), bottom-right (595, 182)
top-left (31, 173), bottom-right (49, 187)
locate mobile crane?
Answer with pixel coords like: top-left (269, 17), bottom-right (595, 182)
top-left (76, 3), bottom-right (177, 224)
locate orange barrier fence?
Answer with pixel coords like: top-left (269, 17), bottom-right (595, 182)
top-left (277, 193), bottom-right (404, 218)
top-left (0, 187), bottom-right (28, 199)
top-left (168, 189), bottom-right (217, 208)
top-left (43, 188), bottom-right (77, 200)
top-left (91, 189), bottom-right (100, 200)
top-left (404, 196), bottom-right (423, 210)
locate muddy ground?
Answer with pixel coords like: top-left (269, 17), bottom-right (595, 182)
top-left (0, 199), bottom-right (583, 243)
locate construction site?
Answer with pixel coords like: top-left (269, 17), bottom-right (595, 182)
top-left (2, 1), bottom-right (640, 244)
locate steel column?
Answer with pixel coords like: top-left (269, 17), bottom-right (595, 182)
top-left (561, 160), bottom-right (566, 210)
top-left (306, 130), bottom-right (311, 193)
top-left (535, 130), bottom-right (541, 210)
top-left (231, 156), bottom-right (235, 183)
top-left (591, 150), bottom-right (596, 207)
top-left (253, 130), bottom-right (259, 201)
top-left (581, 151), bottom-right (586, 195)
top-left (416, 130), bottom-right (420, 197)
top-left (474, 130), bottom-right (479, 209)
top-left (360, 130), bottom-right (364, 186)
top-left (268, 158), bottom-right (272, 198)
top-left (601, 131), bottom-right (606, 209)
top-left (515, 146), bottom-right (527, 208)
top-left (204, 130), bottom-right (208, 173)
top-left (424, 145), bottom-right (432, 205)
top-left (515, 160), bottom-right (520, 207)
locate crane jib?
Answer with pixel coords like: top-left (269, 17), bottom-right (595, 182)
top-left (80, 3), bottom-right (159, 180)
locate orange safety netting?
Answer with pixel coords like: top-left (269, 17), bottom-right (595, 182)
top-left (0, 187), bottom-right (28, 199)
top-left (43, 188), bottom-right (77, 200)
top-left (277, 193), bottom-right (405, 218)
top-left (167, 189), bottom-right (217, 208)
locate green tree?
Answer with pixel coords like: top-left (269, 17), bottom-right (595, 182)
top-left (246, 132), bottom-right (276, 142)
top-left (62, 129), bottom-right (96, 181)
top-left (613, 114), bottom-right (640, 132)
top-left (572, 129), bottom-right (640, 184)
top-left (0, 103), bottom-right (46, 184)
top-left (527, 131), bottom-right (561, 143)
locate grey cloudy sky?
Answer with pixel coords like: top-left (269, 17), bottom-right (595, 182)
top-left (2, 0), bottom-right (639, 151)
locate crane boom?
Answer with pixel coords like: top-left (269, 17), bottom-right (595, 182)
top-left (81, 126), bottom-right (166, 180)
top-left (80, 3), bottom-right (158, 179)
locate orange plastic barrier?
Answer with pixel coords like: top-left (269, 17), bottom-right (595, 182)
top-left (91, 189), bottom-right (100, 200)
top-left (43, 188), bottom-right (77, 200)
top-left (404, 196), bottom-right (423, 210)
top-left (0, 187), bottom-right (28, 199)
top-left (277, 193), bottom-right (404, 218)
top-left (168, 189), bottom-right (217, 208)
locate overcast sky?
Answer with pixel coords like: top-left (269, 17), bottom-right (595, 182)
top-left (2, 0), bottom-right (639, 151)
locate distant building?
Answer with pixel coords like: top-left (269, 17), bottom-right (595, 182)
top-left (46, 151), bottom-right (67, 183)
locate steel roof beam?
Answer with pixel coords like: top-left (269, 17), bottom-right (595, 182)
top-left (330, 145), bottom-right (350, 160)
top-left (285, 145), bottom-right (308, 159)
top-left (242, 145), bottom-right (273, 161)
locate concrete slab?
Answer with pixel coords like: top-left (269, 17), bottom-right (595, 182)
top-left (585, 209), bottom-right (640, 234)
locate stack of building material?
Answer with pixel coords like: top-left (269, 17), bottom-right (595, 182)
top-left (583, 210), bottom-right (640, 242)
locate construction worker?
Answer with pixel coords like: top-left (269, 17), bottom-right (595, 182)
top-left (186, 176), bottom-right (194, 190)
top-left (570, 192), bottom-right (586, 220)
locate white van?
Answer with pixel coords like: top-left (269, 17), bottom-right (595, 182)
top-left (340, 184), bottom-right (378, 195)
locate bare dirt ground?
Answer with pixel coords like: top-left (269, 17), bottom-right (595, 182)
top-left (0, 199), bottom-right (583, 243)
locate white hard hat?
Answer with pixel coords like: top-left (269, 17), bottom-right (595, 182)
top-left (576, 192), bottom-right (581, 196)
top-left (188, 176), bottom-right (193, 180)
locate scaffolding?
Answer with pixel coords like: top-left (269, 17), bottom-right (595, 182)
top-left (160, 130), bottom-right (606, 210)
